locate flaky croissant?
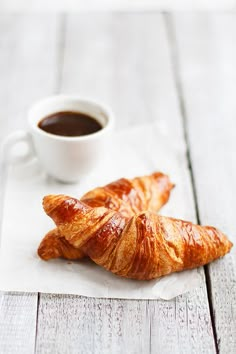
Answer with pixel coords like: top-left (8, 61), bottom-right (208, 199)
top-left (40, 194), bottom-right (233, 280)
top-left (38, 172), bottom-right (174, 260)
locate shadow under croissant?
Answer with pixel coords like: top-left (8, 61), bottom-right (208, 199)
top-left (37, 253), bottom-right (214, 300)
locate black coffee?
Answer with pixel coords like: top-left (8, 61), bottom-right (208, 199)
top-left (38, 111), bottom-right (102, 137)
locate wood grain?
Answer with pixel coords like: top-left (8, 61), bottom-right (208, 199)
top-left (149, 287), bottom-right (215, 354)
top-left (35, 13), bottom-right (216, 354)
top-left (0, 293), bottom-right (37, 354)
top-left (0, 14), bottom-right (60, 353)
top-left (172, 13), bottom-right (236, 353)
top-left (36, 294), bottom-right (150, 354)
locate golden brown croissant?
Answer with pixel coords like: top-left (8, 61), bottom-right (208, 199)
top-left (40, 194), bottom-right (233, 280)
top-left (38, 172), bottom-right (174, 260)
top-left (81, 172), bottom-right (174, 218)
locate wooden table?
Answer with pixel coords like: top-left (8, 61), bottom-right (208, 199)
top-left (0, 12), bottom-right (235, 354)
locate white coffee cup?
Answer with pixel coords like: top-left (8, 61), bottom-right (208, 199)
top-left (2, 95), bottom-right (114, 183)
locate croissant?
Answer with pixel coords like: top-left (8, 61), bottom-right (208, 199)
top-left (41, 194), bottom-right (233, 280)
top-left (38, 172), bottom-right (174, 260)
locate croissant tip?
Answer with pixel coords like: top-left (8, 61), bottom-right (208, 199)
top-left (37, 248), bottom-right (48, 260)
top-left (38, 229), bottom-right (62, 260)
top-left (38, 244), bottom-right (59, 261)
top-left (152, 172), bottom-right (175, 188)
top-left (37, 240), bottom-right (50, 260)
top-left (43, 194), bottom-right (68, 216)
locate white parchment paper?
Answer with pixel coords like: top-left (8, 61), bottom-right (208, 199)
top-left (0, 123), bottom-right (202, 299)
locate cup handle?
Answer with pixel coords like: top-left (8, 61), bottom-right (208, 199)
top-left (1, 130), bottom-right (35, 165)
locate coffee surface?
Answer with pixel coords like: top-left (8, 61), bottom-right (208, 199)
top-left (38, 111), bottom-right (102, 137)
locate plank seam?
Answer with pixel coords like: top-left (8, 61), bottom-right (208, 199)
top-left (164, 12), bottom-right (200, 224)
top-left (164, 12), bottom-right (219, 354)
top-left (148, 300), bottom-right (152, 354)
top-left (34, 293), bottom-right (40, 354)
top-left (205, 266), bottom-right (220, 353)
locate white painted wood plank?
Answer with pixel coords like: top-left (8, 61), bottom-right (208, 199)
top-left (0, 14), bottom-right (60, 353)
top-left (173, 13), bottom-right (236, 353)
top-left (149, 286), bottom-right (215, 354)
top-left (36, 13), bottom-right (215, 354)
top-left (0, 293), bottom-right (37, 354)
top-left (61, 13), bottom-right (186, 135)
top-left (36, 295), bottom-right (150, 354)
top-left (0, 14), bottom-right (60, 139)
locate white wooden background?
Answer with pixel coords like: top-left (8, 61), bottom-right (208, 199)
top-left (0, 13), bottom-right (235, 354)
